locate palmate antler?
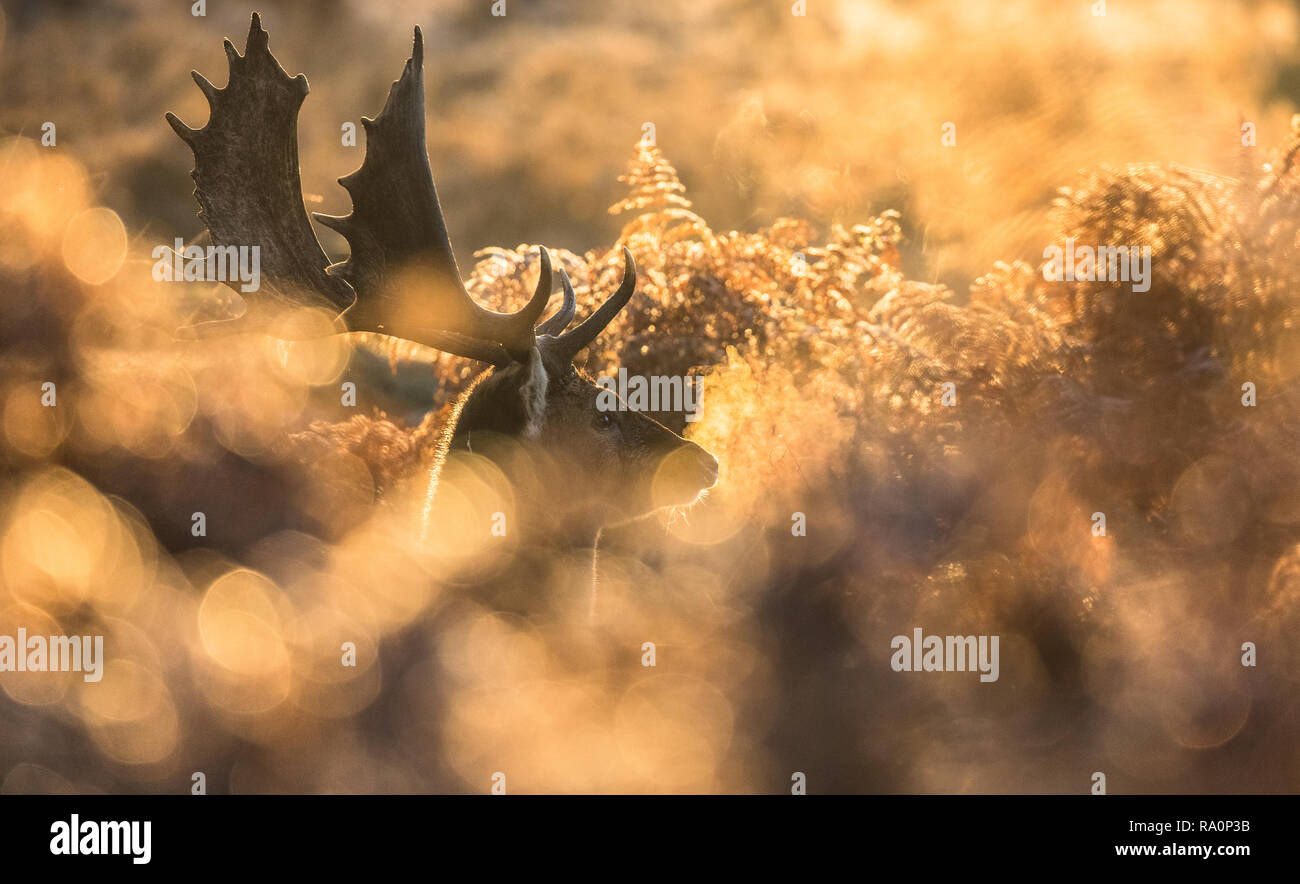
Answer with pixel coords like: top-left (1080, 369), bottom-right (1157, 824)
top-left (167, 13), bottom-right (635, 364)
top-left (165, 15), bottom-right (352, 319)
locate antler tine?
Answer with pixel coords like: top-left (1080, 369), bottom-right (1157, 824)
top-left (537, 266), bottom-right (577, 336)
top-left (312, 27), bottom-right (548, 354)
top-left (372, 246), bottom-right (553, 366)
top-left (549, 247), bottom-right (637, 361)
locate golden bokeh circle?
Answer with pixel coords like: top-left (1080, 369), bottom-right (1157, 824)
top-left (61, 207), bottom-right (127, 285)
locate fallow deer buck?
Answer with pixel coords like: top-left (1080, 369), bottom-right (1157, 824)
top-left (167, 14), bottom-right (718, 596)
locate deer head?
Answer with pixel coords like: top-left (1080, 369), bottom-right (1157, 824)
top-left (168, 14), bottom-right (718, 548)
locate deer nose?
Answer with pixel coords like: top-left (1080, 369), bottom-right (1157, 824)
top-left (696, 449), bottom-right (719, 488)
top-left (674, 442), bottom-right (718, 490)
top-left (652, 441), bottom-right (719, 506)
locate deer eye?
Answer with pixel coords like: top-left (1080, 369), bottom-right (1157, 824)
top-left (594, 411), bottom-right (614, 429)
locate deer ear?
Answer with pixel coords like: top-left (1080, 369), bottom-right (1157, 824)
top-left (517, 347), bottom-right (549, 438)
top-left (456, 347), bottom-right (550, 439)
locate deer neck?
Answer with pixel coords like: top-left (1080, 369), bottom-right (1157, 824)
top-left (423, 427), bottom-right (612, 620)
